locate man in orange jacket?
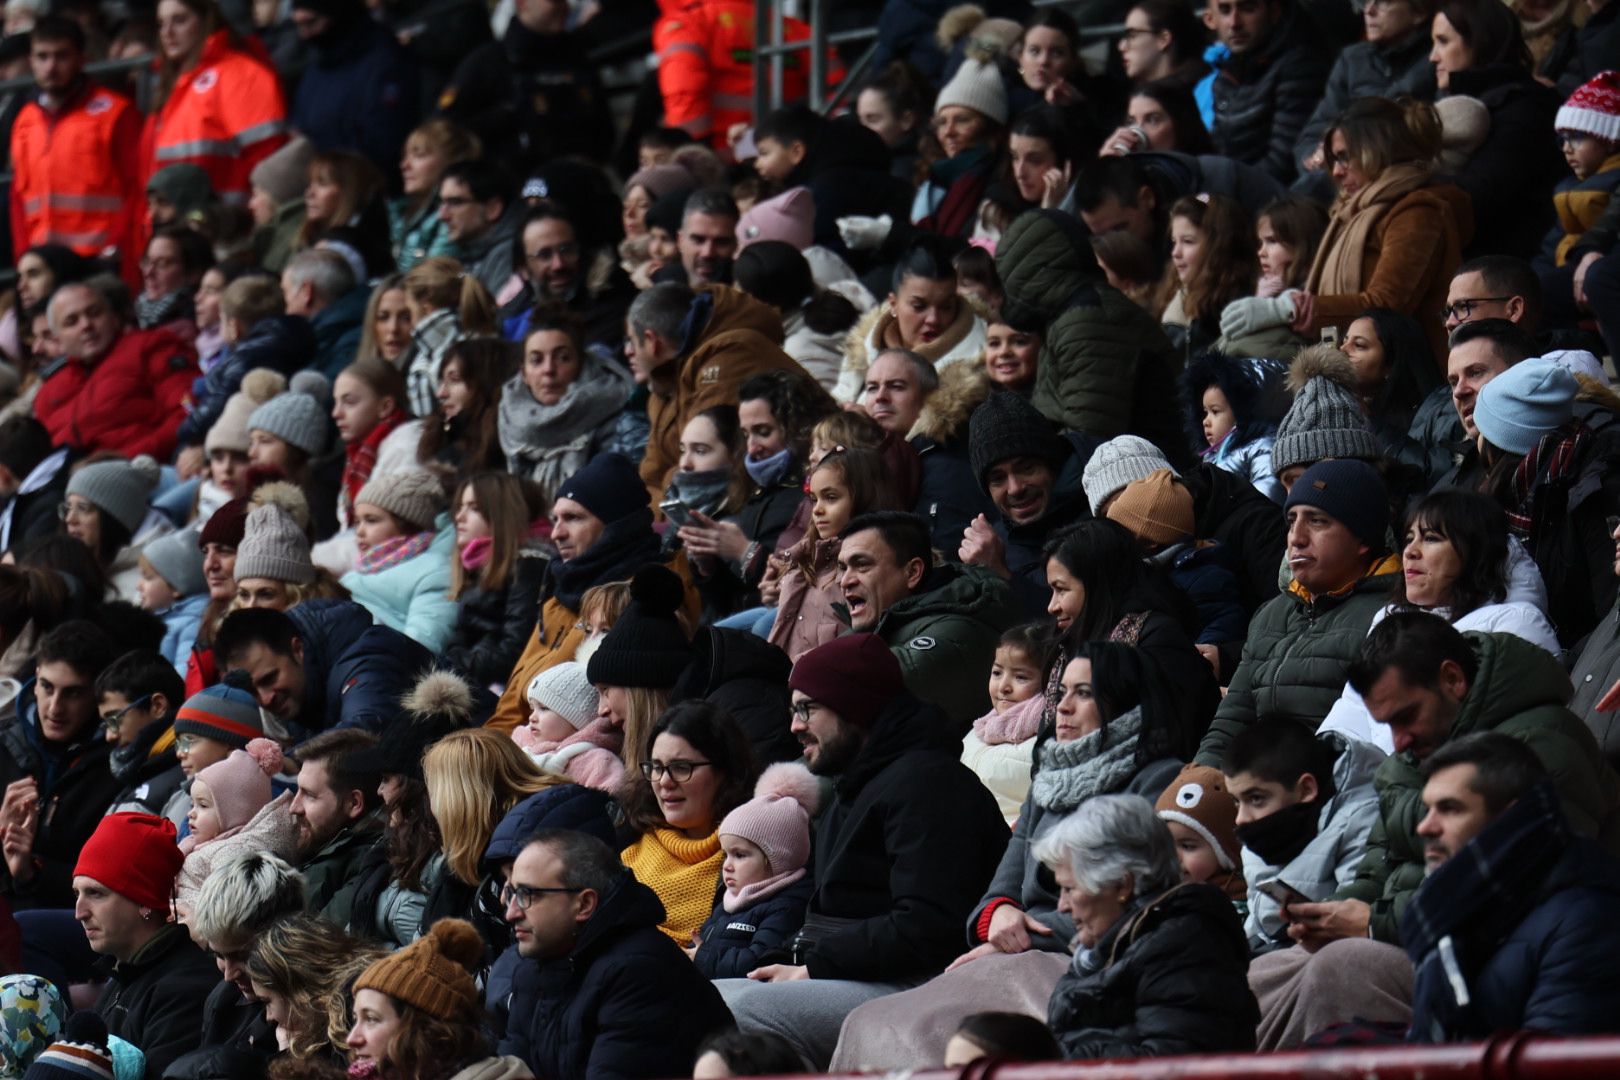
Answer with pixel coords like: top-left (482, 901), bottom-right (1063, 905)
top-left (9, 16), bottom-right (141, 264)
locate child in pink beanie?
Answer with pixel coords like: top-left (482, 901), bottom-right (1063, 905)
top-left (175, 738), bottom-right (298, 921)
top-left (691, 762), bottom-right (820, 978)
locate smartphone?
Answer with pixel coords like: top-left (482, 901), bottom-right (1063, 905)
top-left (1319, 325), bottom-right (1341, 347)
top-left (659, 499), bottom-right (696, 528)
top-left (1257, 879), bottom-right (1311, 908)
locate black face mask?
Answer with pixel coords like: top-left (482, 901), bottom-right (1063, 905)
top-left (1235, 799), bottom-right (1320, 868)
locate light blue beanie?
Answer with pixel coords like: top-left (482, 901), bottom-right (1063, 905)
top-left (1473, 359), bottom-right (1577, 456)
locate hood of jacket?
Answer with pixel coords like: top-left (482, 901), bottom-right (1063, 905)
top-left (835, 689), bottom-right (961, 800)
top-left (1097, 881), bottom-right (1246, 966)
top-left (910, 358), bottom-right (991, 444)
top-left (995, 210), bottom-right (1103, 317)
top-left (482, 784), bottom-right (618, 874)
top-left (237, 314), bottom-right (317, 369)
top-left (683, 285), bottom-right (785, 357)
top-left (567, 869), bottom-right (669, 960)
top-left (1451, 631), bottom-right (1574, 740)
top-left (287, 598), bottom-right (377, 686)
top-left (873, 562), bottom-right (1022, 636)
top-left (672, 625), bottom-right (791, 701)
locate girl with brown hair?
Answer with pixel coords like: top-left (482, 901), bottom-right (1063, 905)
top-left (440, 472), bottom-right (548, 687)
top-left (1157, 194), bottom-right (1258, 356)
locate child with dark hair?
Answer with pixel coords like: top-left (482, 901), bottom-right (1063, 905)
top-left (961, 623), bottom-right (1052, 824)
top-left (693, 1029), bottom-right (807, 1077)
top-left (943, 1012), bottom-right (1061, 1066)
top-left (95, 649), bottom-right (187, 824)
top-left (1178, 351), bottom-right (1290, 503)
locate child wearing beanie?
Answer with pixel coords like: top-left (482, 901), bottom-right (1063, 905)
top-left (245, 371), bottom-right (330, 489)
top-left (348, 919), bottom-right (530, 1079)
top-left (1549, 71), bottom-right (1620, 267)
top-left (339, 470), bottom-right (457, 652)
top-left (1178, 352), bottom-right (1288, 503)
top-left (137, 527), bottom-right (209, 674)
top-left (1154, 763), bottom-right (1247, 907)
top-left (691, 763), bottom-right (819, 979)
top-left (511, 662), bottom-right (622, 793)
top-left (170, 671), bottom-right (267, 830)
top-left (197, 367), bottom-right (286, 521)
top-left (174, 738), bottom-right (297, 920)
top-left (1105, 469), bottom-right (1246, 681)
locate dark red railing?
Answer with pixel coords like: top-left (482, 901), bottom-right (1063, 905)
top-left (813, 1034), bottom-right (1620, 1080)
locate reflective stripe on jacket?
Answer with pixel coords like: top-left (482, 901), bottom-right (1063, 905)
top-left (9, 84), bottom-right (141, 260)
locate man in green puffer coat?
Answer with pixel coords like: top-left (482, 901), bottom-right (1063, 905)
top-left (1196, 460), bottom-right (1400, 768)
top-left (994, 210), bottom-right (1187, 464)
top-left (837, 512), bottom-right (1020, 733)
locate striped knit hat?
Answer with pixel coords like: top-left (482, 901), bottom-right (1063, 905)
top-left (22, 1012), bottom-right (113, 1080)
top-left (172, 671), bottom-right (264, 749)
top-left (1557, 70), bottom-right (1620, 142)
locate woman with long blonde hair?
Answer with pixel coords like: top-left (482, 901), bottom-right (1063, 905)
top-left (357, 274), bottom-right (413, 368)
top-left (390, 119), bottom-right (481, 272)
top-left (422, 728), bottom-right (563, 888)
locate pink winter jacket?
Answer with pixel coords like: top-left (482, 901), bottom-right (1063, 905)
top-left (512, 717), bottom-right (626, 794)
top-left (768, 535), bottom-right (845, 662)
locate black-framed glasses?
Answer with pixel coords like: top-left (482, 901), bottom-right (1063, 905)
top-left (1442, 296), bottom-right (1513, 322)
top-left (101, 694), bottom-right (153, 735)
top-left (638, 759), bottom-right (711, 782)
top-left (501, 882), bottom-right (582, 911)
top-left (790, 700), bottom-right (824, 724)
top-left (1118, 26), bottom-right (1156, 39)
top-left (526, 243), bottom-right (579, 263)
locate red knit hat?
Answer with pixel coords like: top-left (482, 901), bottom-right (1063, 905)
top-left (73, 813), bottom-right (182, 910)
top-left (788, 634), bottom-right (904, 729)
top-left (1558, 70), bottom-right (1620, 142)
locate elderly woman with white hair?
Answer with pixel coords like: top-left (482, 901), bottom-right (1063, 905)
top-left (1035, 794), bottom-right (1258, 1059)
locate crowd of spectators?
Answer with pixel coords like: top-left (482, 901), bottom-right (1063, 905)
top-left (0, 0), bottom-right (1618, 1075)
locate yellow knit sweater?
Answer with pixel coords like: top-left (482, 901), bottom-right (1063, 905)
top-left (621, 827), bottom-right (723, 945)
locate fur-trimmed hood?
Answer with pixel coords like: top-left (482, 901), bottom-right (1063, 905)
top-left (910, 357), bottom-right (992, 444)
top-left (832, 297), bottom-right (988, 404)
top-left (1287, 344), bottom-right (1360, 396)
top-left (1178, 351), bottom-right (1289, 456)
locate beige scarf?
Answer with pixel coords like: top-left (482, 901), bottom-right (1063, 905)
top-left (1307, 163), bottom-right (1435, 297)
top-left (875, 299), bottom-right (976, 363)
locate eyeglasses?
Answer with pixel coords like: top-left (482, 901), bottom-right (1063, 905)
top-left (1118, 27), bottom-right (1157, 39)
top-left (526, 243), bottom-right (579, 263)
top-left (101, 694), bottom-right (153, 735)
top-left (501, 882), bottom-right (582, 911)
top-left (790, 700), bottom-right (822, 724)
top-left (638, 759), bottom-right (711, 782)
top-left (176, 734), bottom-right (203, 752)
top-left (1441, 296), bottom-right (1512, 322)
top-left (139, 256), bottom-right (179, 272)
top-left (56, 500), bottom-right (93, 522)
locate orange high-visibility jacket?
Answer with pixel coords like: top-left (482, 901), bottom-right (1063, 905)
top-left (142, 31), bottom-right (288, 203)
top-left (654, 0), bottom-right (835, 149)
top-left (9, 82), bottom-right (142, 262)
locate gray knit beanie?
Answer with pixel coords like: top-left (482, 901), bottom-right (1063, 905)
top-left (247, 371), bottom-right (330, 457)
top-left (1082, 436), bottom-right (1177, 514)
top-left (354, 469), bottom-right (445, 532)
top-left (142, 526), bottom-right (207, 597)
top-left (248, 135), bottom-right (314, 208)
top-left (934, 58), bottom-right (1009, 126)
top-left (66, 456), bottom-right (161, 535)
top-left (234, 503), bottom-right (315, 585)
top-left (207, 369), bottom-right (288, 454)
top-left (1270, 348), bottom-right (1382, 478)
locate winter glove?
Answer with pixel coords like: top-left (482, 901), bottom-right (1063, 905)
top-left (837, 214), bottom-right (893, 252)
top-left (1219, 292), bottom-right (1298, 340)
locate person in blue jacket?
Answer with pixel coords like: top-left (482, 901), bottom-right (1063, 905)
top-left (288, 0), bottom-right (421, 176)
top-left (211, 600), bottom-right (438, 740)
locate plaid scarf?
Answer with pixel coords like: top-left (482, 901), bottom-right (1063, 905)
top-left (355, 530), bottom-right (435, 574)
top-left (1505, 421), bottom-right (1593, 557)
top-left (342, 411), bottom-right (406, 509)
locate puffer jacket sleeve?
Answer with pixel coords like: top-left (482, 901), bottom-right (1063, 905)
top-left (442, 552), bottom-right (546, 685)
top-left (1335, 763), bottom-right (1425, 943)
top-left (583, 956), bottom-right (733, 1080)
top-left (1034, 301), bottom-right (1140, 438)
top-left (1194, 603), bottom-right (1272, 765)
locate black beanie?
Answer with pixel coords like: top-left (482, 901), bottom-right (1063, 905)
top-left (967, 391), bottom-right (1071, 489)
top-left (585, 565), bottom-right (693, 688)
top-left (555, 453), bottom-right (650, 525)
top-left (1283, 459), bottom-right (1390, 551)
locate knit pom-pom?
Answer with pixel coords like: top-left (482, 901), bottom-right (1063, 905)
top-left (936, 3), bottom-right (985, 50)
top-left (755, 762), bottom-right (820, 816)
top-left (427, 918), bottom-right (485, 973)
top-left (403, 670), bottom-right (474, 724)
top-left (629, 564), bottom-right (684, 616)
top-left (244, 737), bottom-right (283, 776)
top-left (240, 368), bottom-right (289, 403)
top-left (251, 481), bottom-right (312, 532)
top-left (130, 454), bottom-right (161, 490)
top-left (62, 1010), bottom-right (109, 1046)
top-left (290, 370), bottom-right (330, 404)
top-left (1286, 344), bottom-right (1357, 395)
top-left (221, 668), bottom-right (256, 696)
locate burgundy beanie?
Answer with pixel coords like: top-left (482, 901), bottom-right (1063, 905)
top-left (74, 813), bottom-right (182, 910)
top-left (788, 634), bottom-right (904, 729)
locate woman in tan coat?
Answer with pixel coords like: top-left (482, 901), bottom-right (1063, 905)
top-left (1219, 98), bottom-right (1473, 366)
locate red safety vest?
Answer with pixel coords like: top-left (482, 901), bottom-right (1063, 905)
top-left (142, 30), bottom-right (288, 203)
top-left (9, 82), bottom-right (141, 261)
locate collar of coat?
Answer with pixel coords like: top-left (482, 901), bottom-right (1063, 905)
top-left (1287, 551), bottom-right (1400, 605)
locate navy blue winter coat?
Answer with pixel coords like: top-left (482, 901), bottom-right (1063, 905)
top-left (482, 784), bottom-right (620, 876)
top-left (176, 315), bottom-right (314, 447)
top-left (309, 286), bottom-right (370, 382)
top-left (691, 874), bottom-right (813, 979)
top-left (285, 599), bottom-right (436, 738)
top-left (499, 871), bottom-right (733, 1080)
top-left (1405, 781), bottom-right (1620, 1041)
top-left (291, 18), bottom-right (420, 176)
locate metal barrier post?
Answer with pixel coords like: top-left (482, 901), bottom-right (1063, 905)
top-left (753, 0), bottom-right (769, 133)
top-left (807, 0), bottom-right (825, 109)
top-left (771, 0), bottom-right (785, 110)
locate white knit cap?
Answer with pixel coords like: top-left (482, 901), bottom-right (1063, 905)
top-left (934, 58), bottom-right (1009, 126)
top-left (525, 662), bottom-right (598, 730)
top-left (1556, 70), bottom-right (1620, 142)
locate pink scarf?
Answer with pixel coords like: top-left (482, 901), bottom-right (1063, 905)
top-left (722, 867), bottom-right (806, 913)
top-left (971, 693), bottom-right (1044, 746)
top-left (461, 535), bottom-right (493, 571)
top-left (355, 531), bottom-right (435, 574)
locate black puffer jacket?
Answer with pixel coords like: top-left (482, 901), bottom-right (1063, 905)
top-left (692, 873), bottom-right (814, 979)
top-left (1446, 65), bottom-right (1564, 260)
top-left (1182, 461), bottom-right (1287, 616)
top-left (175, 315), bottom-right (314, 448)
top-left (499, 871), bottom-right (733, 1080)
top-left (1294, 31), bottom-right (1435, 171)
top-left (1049, 883), bottom-right (1258, 1060)
top-left (97, 922), bottom-right (222, 1079)
top-left (440, 546), bottom-right (548, 687)
top-left (802, 691), bottom-right (1009, 981)
top-left (671, 627), bottom-right (798, 766)
top-left (1208, 9), bottom-right (1326, 181)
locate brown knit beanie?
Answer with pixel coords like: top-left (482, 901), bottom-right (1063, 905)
top-left (1105, 469), bottom-right (1194, 548)
top-left (1154, 764), bottom-right (1242, 872)
top-left (352, 919), bottom-right (482, 1021)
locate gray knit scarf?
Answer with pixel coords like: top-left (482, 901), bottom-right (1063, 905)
top-left (1031, 707), bottom-right (1144, 814)
top-left (497, 352), bottom-right (632, 503)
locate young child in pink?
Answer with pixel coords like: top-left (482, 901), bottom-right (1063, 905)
top-left (510, 661), bottom-right (623, 793)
